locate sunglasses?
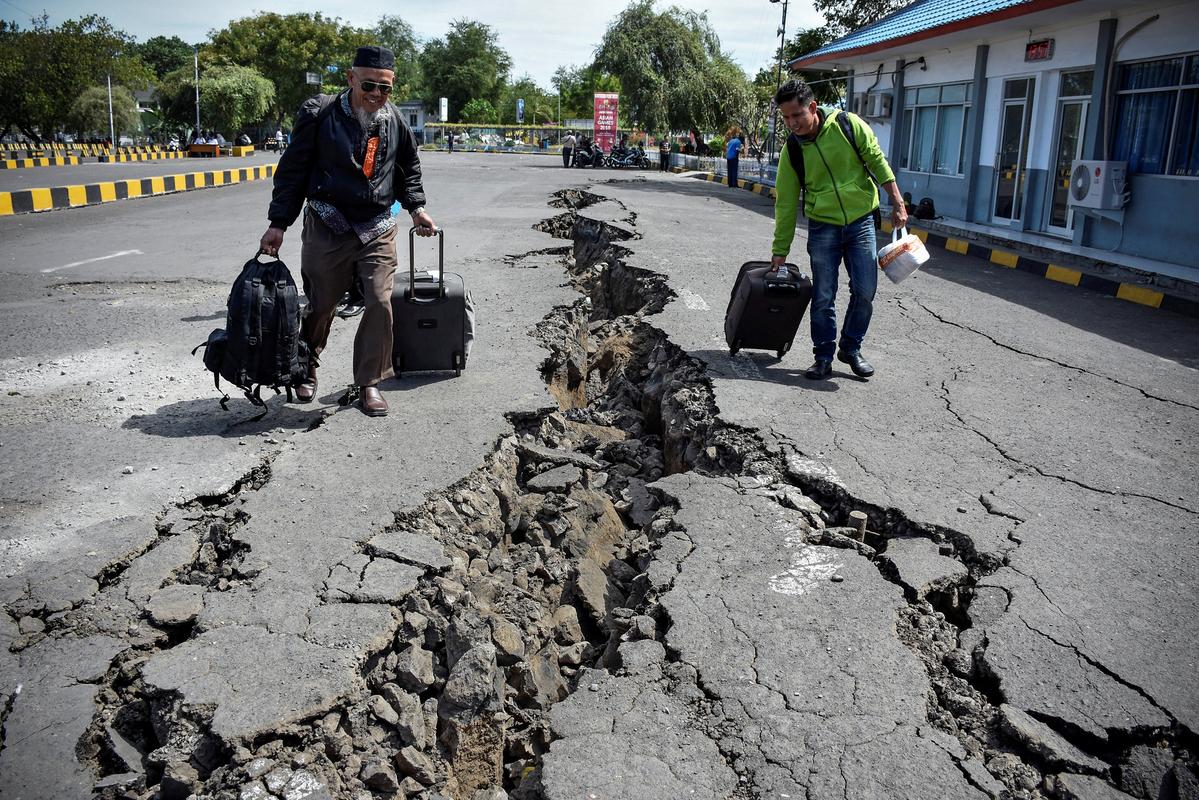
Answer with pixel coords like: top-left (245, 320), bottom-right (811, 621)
top-left (359, 80), bottom-right (392, 95)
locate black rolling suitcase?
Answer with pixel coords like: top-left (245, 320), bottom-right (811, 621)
top-left (392, 227), bottom-right (474, 377)
top-left (724, 261), bottom-right (812, 358)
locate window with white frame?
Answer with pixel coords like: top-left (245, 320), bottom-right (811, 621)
top-left (900, 83), bottom-right (972, 175)
top-left (1112, 53), bottom-right (1199, 176)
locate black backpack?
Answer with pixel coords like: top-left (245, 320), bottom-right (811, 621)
top-left (194, 252), bottom-right (310, 415)
top-left (915, 196), bottom-right (938, 220)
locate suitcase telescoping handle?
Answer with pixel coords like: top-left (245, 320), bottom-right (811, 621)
top-left (408, 226), bottom-right (445, 302)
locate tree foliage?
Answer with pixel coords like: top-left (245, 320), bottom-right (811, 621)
top-left (593, 1), bottom-right (751, 136)
top-left (206, 12), bottom-right (371, 123)
top-left (155, 64), bottom-right (274, 135)
top-left (135, 35), bottom-right (193, 79)
top-left (68, 84), bottom-right (140, 137)
top-left (552, 64), bottom-right (621, 122)
top-left (373, 15), bottom-right (420, 100)
top-left (418, 20), bottom-right (511, 123)
top-left (460, 98), bottom-right (498, 124)
top-left (0, 15), bottom-right (151, 140)
top-left (498, 75), bottom-right (555, 125)
top-left (813, 0), bottom-right (907, 37)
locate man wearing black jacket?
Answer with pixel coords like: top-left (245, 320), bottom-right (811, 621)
top-left (259, 45), bottom-right (436, 417)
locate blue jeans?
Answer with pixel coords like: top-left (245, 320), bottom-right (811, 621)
top-left (806, 214), bottom-right (878, 359)
top-left (727, 158), bottom-right (738, 187)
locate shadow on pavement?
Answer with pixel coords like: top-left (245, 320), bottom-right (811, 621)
top-left (690, 349), bottom-right (859, 391)
top-left (917, 259), bottom-right (1199, 368)
top-left (122, 395), bottom-right (322, 438)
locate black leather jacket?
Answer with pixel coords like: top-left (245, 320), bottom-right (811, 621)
top-left (268, 91), bottom-right (426, 229)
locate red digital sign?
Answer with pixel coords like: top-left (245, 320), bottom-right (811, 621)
top-left (594, 93), bottom-right (619, 153)
top-left (1025, 39), bottom-right (1055, 62)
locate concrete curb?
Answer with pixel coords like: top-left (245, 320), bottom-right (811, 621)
top-left (99, 152), bottom-right (187, 163)
top-left (0, 164), bottom-right (276, 215)
top-left (0, 156), bottom-right (82, 169)
top-left (686, 170), bottom-right (1198, 319)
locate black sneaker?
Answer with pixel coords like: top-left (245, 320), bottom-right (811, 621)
top-left (837, 350), bottom-right (875, 378)
top-left (336, 303), bottom-right (365, 319)
top-left (805, 359), bottom-right (833, 379)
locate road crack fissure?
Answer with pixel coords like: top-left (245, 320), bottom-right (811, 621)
top-left (913, 298), bottom-right (1199, 412)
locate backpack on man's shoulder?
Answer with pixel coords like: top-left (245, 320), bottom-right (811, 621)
top-left (193, 252), bottom-right (310, 418)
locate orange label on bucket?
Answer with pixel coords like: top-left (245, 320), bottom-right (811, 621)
top-left (363, 136), bottom-right (379, 178)
top-left (878, 239), bottom-right (915, 269)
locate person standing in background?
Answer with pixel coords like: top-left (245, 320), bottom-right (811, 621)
top-left (562, 130), bottom-right (576, 168)
top-left (725, 127), bottom-right (743, 189)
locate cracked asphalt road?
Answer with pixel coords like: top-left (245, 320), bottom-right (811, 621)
top-left (0, 159), bottom-right (1195, 799)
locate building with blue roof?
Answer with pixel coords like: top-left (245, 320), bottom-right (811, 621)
top-left (789, 0), bottom-right (1198, 274)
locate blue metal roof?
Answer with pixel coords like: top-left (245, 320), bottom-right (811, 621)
top-left (792, 0), bottom-right (1059, 65)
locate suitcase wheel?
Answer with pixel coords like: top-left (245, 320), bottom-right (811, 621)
top-left (777, 341), bottom-right (791, 359)
top-left (729, 338), bottom-right (741, 356)
top-left (455, 368), bottom-right (461, 377)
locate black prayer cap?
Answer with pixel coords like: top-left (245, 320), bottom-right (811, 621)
top-left (353, 46), bottom-right (395, 70)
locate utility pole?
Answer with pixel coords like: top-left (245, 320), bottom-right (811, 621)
top-left (194, 48), bottom-right (201, 137)
top-left (107, 74), bottom-right (116, 149)
top-left (768, 0), bottom-right (790, 166)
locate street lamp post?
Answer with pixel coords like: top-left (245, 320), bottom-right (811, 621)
top-left (768, 0), bottom-right (790, 166)
top-left (194, 48), bottom-right (201, 138)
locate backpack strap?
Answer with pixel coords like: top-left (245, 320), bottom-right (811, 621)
top-left (835, 110), bottom-right (879, 186)
top-left (785, 133), bottom-right (807, 210)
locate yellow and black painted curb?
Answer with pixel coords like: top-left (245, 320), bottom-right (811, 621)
top-left (0, 156), bottom-right (82, 169)
top-left (877, 220), bottom-right (1199, 318)
top-left (686, 169), bottom-right (1198, 319)
top-left (99, 151), bottom-right (186, 163)
top-left (0, 164), bottom-right (276, 216)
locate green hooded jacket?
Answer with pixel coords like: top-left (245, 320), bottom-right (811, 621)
top-left (772, 108), bottom-right (895, 257)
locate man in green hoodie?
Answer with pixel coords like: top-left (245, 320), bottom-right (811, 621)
top-left (771, 79), bottom-right (908, 379)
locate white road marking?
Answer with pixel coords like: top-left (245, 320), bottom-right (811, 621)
top-left (679, 287), bottom-right (709, 311)
top-left (41, 249), bottom-right (144, 274)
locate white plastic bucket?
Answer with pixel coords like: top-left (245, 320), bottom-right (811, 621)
top-left (877, 227), bottom-right (930, 284)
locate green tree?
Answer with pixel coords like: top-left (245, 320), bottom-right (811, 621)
top-left (207, 12), bottom-right (372, 124)
top-left (813, 0), bottom-right (906, 37)
top-left (552, 64), bottom-right (621, 122)
top-left (780, 27), bottom-right (842, 104)
top-left (135, 35), bottom-right (193, 79)
top-left (593, 1), bottom-right (751, 138)
top-left (460, 98), bottom-right (498, 124)
top-left (68, 84), bottom-right (139, 137)
top-left (498, 75), bottom-right (554, 125)
top-left (0, 15), bottom-right (151, 140)
top-left (155, 64), bottom-right (274, 136)
top-left (419, 20), bottom-right (511, 122)
top-left (373, 15), bottom-right (420, 100)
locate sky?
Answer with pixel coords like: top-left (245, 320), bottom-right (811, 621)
top-left (17, 0), bottom-right (826, 90)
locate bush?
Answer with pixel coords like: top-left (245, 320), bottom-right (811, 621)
top-left (708, 137), bottom-right (724, 154)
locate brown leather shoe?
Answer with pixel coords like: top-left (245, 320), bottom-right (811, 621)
top-left (360, 385), bottom-right (388, 417)
top-left (294, 364), bottom-right (317, 403)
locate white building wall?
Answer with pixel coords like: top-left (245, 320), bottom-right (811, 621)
top-left (1115, 2), bottom-right (1199, 62)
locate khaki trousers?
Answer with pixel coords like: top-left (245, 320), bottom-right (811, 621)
top-left (299, 209), bottom-right (397, 387)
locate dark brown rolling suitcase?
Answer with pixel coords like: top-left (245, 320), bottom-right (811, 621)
top-left (724, 261), bottom-right (812, 358)
top-left (392, 227), bottom-right (474, 377)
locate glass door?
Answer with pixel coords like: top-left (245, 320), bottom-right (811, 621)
top-left (992, 78), bottom-right (1035, 224)
top-left (1047, 70), bottom-right (1094, 236)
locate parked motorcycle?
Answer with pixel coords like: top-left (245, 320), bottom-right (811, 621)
top-left (607, 145), bottom-right (650, 169)
top-left (573, 137), bottom-right (604, 168)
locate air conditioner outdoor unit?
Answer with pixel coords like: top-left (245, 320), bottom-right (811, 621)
top-left (850, 92), bottom-right (868, 116)
top-left (1068, 160), bottom-right (1127, 209)
top-left (864, 92), bottom-right (893, 119)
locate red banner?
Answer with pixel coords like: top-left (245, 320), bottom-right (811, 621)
top-left (593, 92), bottom-right (619, 153)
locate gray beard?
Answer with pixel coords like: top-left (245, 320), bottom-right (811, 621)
top-left (353, 102), bottom-right (386, 133)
